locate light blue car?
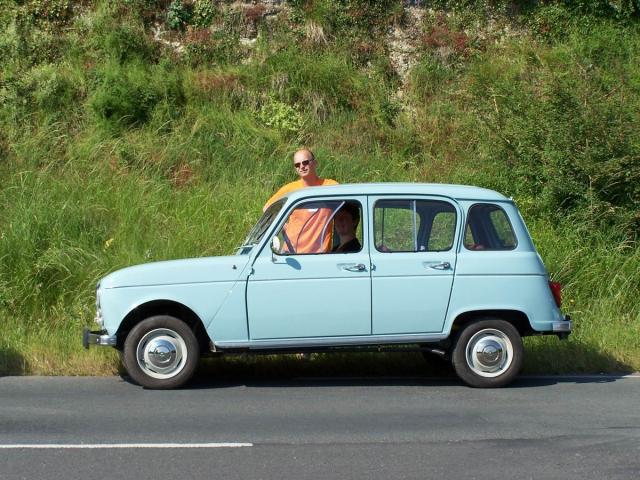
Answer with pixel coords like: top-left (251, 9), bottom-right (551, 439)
top-left (83, 183), bottom-right (571, 389)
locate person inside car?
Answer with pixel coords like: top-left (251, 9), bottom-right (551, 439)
top-left (332, 203), bottom-right (361, 253)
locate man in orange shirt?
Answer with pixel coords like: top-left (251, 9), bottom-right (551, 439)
top-left (264, 149), bottom-right (338, 253)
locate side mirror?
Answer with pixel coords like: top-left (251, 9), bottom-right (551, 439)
top-left (271, 236), bottom-right (281, 254)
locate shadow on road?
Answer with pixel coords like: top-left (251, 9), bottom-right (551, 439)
top-left (179, 372), bottom-right (634, 391)
top-left (118, 349), bottom-right (635, 390)
top-left (510, 374), bottom-right (632, 388)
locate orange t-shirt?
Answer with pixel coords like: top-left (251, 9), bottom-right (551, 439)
top-left (264, 178), bottom-right (338, 210)
top-left (264, 178), bottom-right (338, 253)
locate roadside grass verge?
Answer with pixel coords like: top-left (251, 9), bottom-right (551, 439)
top-left (1, 1), bottom-right (638, 376)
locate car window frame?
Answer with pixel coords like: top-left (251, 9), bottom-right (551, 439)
top-left (463, 202), bottom-right (519, 251)
top-left (372, 197), bottom-right (459, 254)
top-left (268, 196), bottom-right (367, 257)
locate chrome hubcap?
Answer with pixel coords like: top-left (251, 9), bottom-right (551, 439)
top-left (136, 329), bottom-right (187, 379)
top-left (465, 329), bottom-right (513, 378)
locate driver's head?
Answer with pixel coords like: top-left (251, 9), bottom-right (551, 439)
top-left (334, 203), bottom-right (360, 236)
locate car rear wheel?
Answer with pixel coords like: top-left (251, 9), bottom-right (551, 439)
top-left (452, 319), bottom-right (523, 388)
top-left (123, 315), bottom-right (199, 389)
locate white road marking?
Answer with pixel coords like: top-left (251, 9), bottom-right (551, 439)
top-left (0, 443), bottom-right (253, 449)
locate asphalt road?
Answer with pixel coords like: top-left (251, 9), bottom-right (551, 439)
top-left (1, 374), bottom-right (639, 479)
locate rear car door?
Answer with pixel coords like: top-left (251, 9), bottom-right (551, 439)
top-left (368, 196), bottom-right (460, 334)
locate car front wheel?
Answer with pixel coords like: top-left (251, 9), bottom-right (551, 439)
top-left (123, 315), bottom-right (199, 389)
top-left (451, 319), bottom-right (523, 388)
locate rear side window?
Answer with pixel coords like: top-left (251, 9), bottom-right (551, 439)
top-left (374, 199), bottom-right (456, 252)
top-left (464, 204), bottom-right (517, 251)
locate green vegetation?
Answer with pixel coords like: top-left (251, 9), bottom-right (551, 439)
top-left (1, 0), bottom-right (638, 376)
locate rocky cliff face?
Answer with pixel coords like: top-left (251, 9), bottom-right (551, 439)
top-left (154, 1), bottom-right (426, 81)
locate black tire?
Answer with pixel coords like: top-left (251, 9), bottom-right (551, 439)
top-left (123, 315), bottom-right (199, 389)
top-left (451, 319), bottom-right (523, 388)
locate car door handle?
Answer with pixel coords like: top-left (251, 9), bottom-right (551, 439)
top-left (425, 262), bottom-right (451, 270)
top-left (341, 263), bottom-right (367, 272)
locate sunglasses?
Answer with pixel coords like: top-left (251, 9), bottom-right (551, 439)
top-left (294, 159), bottom-right (312, 169)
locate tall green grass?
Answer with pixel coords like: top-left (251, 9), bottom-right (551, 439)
top-left (1, 0), bottom-right (638, 375)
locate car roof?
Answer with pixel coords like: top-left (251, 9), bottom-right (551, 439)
top-left (280, 182), bottom-right (511, 204)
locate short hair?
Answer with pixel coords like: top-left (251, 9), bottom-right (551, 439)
top-left (338, 202), bottom-right (360, 226)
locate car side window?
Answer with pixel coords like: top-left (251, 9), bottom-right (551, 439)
top-left (464, 203), bottom-right (517, 251)
top-left (428, 209), bottom-right (457, 251)
top-left (274, 200), bottom-right (363, 255)
top-left (374, 200), bottom-right (415, 252)
top-left (374, 200), bottom-right (456, 252)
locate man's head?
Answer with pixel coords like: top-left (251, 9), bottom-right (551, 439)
top-left (334, 202), bottom-right (360, 237)
top-left (292, 149), bottom-right (318, 182)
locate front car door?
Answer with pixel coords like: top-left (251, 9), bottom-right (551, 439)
top-left (247, 196), bottom-right (371, 340)
top-left (369, 196), bottom-right (460, 335)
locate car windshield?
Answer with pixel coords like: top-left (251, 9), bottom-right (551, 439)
top-left (236, 199), bottom-right (286, 255)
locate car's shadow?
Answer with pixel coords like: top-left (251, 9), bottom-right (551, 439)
top-left (183, 373), bottom-right (631, 390)
top-left (117, 351), bottom-right (634, 390)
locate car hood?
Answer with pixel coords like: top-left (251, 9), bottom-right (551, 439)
top-left (100, 256), bottom-right (250, 289)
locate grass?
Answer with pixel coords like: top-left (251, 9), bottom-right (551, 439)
top-left (1, 0), bottom-right (639, 376)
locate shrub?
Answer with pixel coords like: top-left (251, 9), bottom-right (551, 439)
top-left (90, 65), bottom-right (158, 129)
top-left (122, 0), bottom-right (168, 23)
top-left (0, 23), bottom-right (19, 69)
top-left (183, 29), bottom-right (241, 66)
top-left (1, 14), bottom-right (68, 67)
top-left (28, 0), bottom-right (73, 26)
top-left (103, 23), bottom-right (157, 63)
top-left (17, 63), bottom-right (79, 114)
top-left (562, 0), bottom-right (639, 17)
top-left (257, 96), bottom-right (303, 134)
top-left (528, 4), bottom-right (575, 40)
top-left (90, 61), bottom-right (185, 131)
top-left (249, 46), bottom-right (367, 115)
top-left (291, 0), bottom-right (403, 36)
top-left (192, 0), bottom-right (217, 28)
top-left (167, 0), bottom-right (191, 31)
top-left (377, 97), bottom-right (401, 127)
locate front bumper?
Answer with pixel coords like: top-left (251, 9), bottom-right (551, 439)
top-left (82, 328), bottom-right (117, 349)
top-left (551, 315), bottom-right (572, 340)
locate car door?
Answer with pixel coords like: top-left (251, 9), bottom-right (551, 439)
top-left (369, 196), bottom-right (460, 335)
top-left (247, 196), bottom-right (371, 340)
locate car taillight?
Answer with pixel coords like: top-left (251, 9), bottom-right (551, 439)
top-left (549, 281), bottom-right (562, 308)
